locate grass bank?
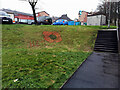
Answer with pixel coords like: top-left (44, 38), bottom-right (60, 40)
top-left (2, 24), bottom-right (99, 88)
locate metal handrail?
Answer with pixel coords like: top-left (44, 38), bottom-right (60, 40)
top-left (117, 1), bottom-right (120, 53)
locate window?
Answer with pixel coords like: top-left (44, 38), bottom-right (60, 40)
top-left (21, 19), bottom-right (27, 23)
top-left (56, 20), bottom-right (59, 22)
top-left (15, 18), bottom-right (17, 21)
top-left (64, 20), bottom-right (67, 22)
top-left (0, 11), bottom-right (9, 17)
top-left (59, 20), bottom-right (62, 22)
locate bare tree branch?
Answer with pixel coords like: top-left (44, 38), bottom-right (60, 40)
top-left (19, 0), bottom-right (39, 25)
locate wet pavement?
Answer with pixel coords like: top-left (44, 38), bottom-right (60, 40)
top-left (61, 52), bottom-right (120, 88)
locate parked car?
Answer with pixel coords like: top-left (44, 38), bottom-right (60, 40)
top-left (37, 16), bottom-right (52, 25)
top-left (0, 11), bottom-right (13, 24)
top-left (53, 19), bottom-right (68, 25)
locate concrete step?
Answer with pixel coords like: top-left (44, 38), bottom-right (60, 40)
top-left (94, 30), bottom-right (118, 53)
top-left (95, 39), bottom-right (117, 42)
top-left (94, 48), bottom-right (118, 53)
top-left (94, 47), bottom-right (118, 50)
top-left (96, 38), bottom-right (117, 40)
top-left (98, 31), bottom-right (117, 33)
top-left (95, 41), bottom-right (118, 44)
top-left (94, 45), bottom-right (118, 48)
top-left (97, 35), bottom-right (117, 38)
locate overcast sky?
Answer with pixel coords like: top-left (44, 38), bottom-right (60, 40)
top-left (0, 0), bottom-right (100, 19)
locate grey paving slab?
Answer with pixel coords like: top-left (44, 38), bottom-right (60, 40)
top-left (61, 52), bottom-right (120, 88)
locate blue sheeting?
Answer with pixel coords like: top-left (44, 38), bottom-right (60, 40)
top-left (68, 21), bottom-right (75, 25)
top-left (75, 22), bottom-right (81, 25)
top-left (68, 21), bottom-right (81, 25)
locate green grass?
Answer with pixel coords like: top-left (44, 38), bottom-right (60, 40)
top-left (2, 24), bottom-right (100, 88)
top-left (85, 25), bottom-right (117, 29)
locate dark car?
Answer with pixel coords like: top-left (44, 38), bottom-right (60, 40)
top-left (0, 11), bottom-right (13, 24)
top-left (37, 16), bottom-right (52, 25)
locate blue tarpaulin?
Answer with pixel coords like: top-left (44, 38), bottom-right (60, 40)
top-left (68, 21), bottom-right (75, 25)
top-left (68, 21), bottom-right (81, 25)
top-left (75, 22), bottom-right (81, 25)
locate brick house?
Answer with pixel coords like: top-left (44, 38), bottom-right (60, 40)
top-left (36, 11), bottom-right (49, 17)
top-left (78, 11), bottom-right (88, 25)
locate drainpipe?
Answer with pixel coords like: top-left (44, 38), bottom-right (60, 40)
top-left (100, 15), bottom-right (102, 26)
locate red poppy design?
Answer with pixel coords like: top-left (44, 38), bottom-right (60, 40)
top-left (43, 31), bottom-right (62, 43)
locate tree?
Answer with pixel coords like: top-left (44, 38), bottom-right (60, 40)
top-left (97, 0), bottom-right (119, 26)
top-left (28, 0), bottom-right (38, 25)
top-left (118, 1), bottom-right (120, 30)
top-left (118, 1), bottom-right (120, 28)
top-left (20, 0), bottom-right (38, 25)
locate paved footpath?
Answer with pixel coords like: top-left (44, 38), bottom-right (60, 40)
top-left (61, 52), bottom-right (120, 88)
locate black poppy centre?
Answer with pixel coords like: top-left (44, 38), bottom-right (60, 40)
top-left (49, 34), bottom-right (57, 40)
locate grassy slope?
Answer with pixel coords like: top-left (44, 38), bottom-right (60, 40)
top-left (2, 25), bottom-right (99, 88)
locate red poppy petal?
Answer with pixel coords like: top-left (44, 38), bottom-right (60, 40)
top-left (43, 31), bottom-right (52, 36)
top-left (55, 37), bottom-right (62, 42)
top-left (52, 32), bottom-right (61, 37)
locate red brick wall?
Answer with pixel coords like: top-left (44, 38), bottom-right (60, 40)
top-left (78, 11), bottom-right (88, 23)
top-left (37, 12), bottom-right (49, 17)
top-left (15, 14), bottom-right (34, 20)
